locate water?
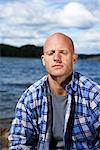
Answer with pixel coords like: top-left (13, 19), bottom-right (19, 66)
top-left (0, 57), bottom-right (100, 119)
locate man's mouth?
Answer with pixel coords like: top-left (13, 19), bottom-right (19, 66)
top-left (52, 64), bottom-right (63, 69)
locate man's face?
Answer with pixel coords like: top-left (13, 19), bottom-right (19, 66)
top-left (42, 34), bottom-right (77, 78)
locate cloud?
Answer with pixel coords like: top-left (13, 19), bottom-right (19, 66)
top-left (73, 28), bottom-right (100, 54)
top-left (35, 2), bottom-right (100, 30)
top-left (56, 2), bottom-right (99, 28)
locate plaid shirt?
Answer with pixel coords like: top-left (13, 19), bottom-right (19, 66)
top-left (8, 72), bottom-right (100, 150)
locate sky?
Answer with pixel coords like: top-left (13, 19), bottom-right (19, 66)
top-left (0, 0), bottom-right (100, 54)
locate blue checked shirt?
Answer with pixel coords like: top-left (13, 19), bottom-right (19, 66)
top-left (8, 72), bottom-right (100, 150)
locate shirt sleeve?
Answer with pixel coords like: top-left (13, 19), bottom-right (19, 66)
top-left (90, 90), bottom-right (100, 148)
top-left (90, 91), bottom-right (100, 127)
top-left (8, 90), bottom-right (39, 150)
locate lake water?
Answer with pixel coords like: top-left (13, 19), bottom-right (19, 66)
top-left (0, 57), bottom-right (100, 119)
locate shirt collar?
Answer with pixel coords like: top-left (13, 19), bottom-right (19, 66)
top-left (42, 72), bottom-right (79, 94)
top-left (66, 72), bottom-right (79, 93)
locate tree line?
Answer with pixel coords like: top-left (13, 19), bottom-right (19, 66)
top-left (0, 44), bottom-right (43, 58)
top-left (0, 44), bottom-right (100, 60)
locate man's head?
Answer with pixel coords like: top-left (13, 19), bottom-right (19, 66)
top-left (42, 32), bottom-right (78, 79)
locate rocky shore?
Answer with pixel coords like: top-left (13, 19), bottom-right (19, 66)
top-left (0, 118), bottom-right (12, 150)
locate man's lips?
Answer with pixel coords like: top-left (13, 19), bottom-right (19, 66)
top-left (52, 64), bottom-right (63, 68)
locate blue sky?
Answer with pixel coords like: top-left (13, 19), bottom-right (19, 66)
top-left (0, 0), bottom-right (100, 54)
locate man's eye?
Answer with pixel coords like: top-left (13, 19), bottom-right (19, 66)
top-left (60, 51), bottom-right (68, 54)
top-left (47, 51), bottom-right (55, 55)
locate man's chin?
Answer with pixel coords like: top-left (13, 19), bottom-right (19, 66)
top-left (50, 73), bottom-right (65, 78)
top-left (49, 71), bottom-right (73, 79)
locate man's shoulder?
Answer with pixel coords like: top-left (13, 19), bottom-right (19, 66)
top-left (28, 75), bottom-right (48, 92)
top-left (17, 75), bottom-right (48, 104)
top-left (75, 72), bottom-right (100, 93)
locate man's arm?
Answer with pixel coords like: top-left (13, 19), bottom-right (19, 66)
top-left (90, 89), bottom-right (100, 148)
top-left (8, 91), bottom-right (39, 150)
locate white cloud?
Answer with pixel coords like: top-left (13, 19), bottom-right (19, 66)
top-left (57, 2), bottom-right (99, 28)
top-left (73, 28), bottom-right (100, 54)
top-left (37, 2), bottom-right (100, 30)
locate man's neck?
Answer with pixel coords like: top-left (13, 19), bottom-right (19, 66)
top-left (48, 74), bottom-right (72, 96)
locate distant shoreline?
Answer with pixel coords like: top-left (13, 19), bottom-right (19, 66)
top-left (0, 43), bottom-right (100, 60)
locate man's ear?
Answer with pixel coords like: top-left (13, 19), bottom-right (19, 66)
top-left (41, 55), bottom-right (45, 66)
top-left (73, 53), bottom-right (78, 64)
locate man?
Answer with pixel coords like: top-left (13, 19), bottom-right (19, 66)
top-left (9, 33), bottom-right (100, 149)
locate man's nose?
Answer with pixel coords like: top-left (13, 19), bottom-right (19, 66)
top-left (53, 51), bottom-right (61, 62)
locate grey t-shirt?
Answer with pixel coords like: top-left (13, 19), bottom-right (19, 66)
top-left (50, 92), bottom-right (67, 150)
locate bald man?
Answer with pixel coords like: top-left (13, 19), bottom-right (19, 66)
top-left (9, 33), bottom-right (100, 150)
